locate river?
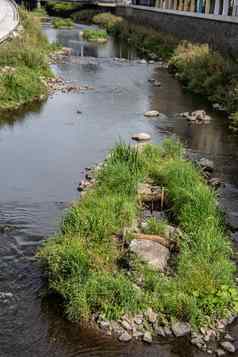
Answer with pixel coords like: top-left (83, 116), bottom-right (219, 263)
top-left (0, 23), bottom-right (238, 357)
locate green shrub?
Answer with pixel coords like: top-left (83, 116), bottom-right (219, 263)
top-left (52, 17), bottom-right (75, 29)
top-left (46, 2), bottom-right (81, 16)
top-left (71, 9), bottom-right (100, 24)
top-left (92, 13), bottom-right (123, 34)
top-left (82, 28), bottom-right (108, 42)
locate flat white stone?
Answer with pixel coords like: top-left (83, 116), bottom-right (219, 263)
top-left (131, 133), bottom-right (151, 141)
top-left (144, 110), bottom-right (160, 117)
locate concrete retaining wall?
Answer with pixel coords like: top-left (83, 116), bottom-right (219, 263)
top-left (115, 6), bottom-right (238, 56)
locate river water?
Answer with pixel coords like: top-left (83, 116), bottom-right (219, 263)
top-left (0, 24), bottom-right (238, 357)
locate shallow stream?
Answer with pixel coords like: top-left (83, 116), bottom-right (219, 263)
top-left (0, 24), bottom-right (238, 357)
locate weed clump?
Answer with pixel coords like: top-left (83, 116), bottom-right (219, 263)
top-left (93, 13), bottom-right (123, 34)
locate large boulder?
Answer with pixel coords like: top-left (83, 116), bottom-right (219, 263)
top-left (130, 239), bottom-right (170, 272)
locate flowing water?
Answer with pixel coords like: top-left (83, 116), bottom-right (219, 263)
top-left (0, 23), bottom-right (238, 357)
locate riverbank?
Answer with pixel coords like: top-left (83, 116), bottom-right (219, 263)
top-left (90, 12), bottom-right (238, 131)
top-left (39, 138), bottom-right (238, 354)
top-left (0, 9), bottom-right (54, 113)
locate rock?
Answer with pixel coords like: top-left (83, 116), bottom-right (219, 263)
top-left (208, 177), bottom-right (223, 189)
top-left (213, 103), bottom-right (225, 111)
top-left (133, 330), bottom-right (144, 339)
top-left (224, 333), bottom-right (234, 342)
top-left (143, 331), bottom-right (152, 343)
top-left (111, 321), bottom-right (124, 335)
top-left (118, 331), bottom-right (132, 342)
top-left (153, 81), bottom-right (161, 87)
top-left (155, 326), bottom-right (166, 337)
top-left (130, 239), bottom-right (170, 272)
top-left (99, 320), bottom-right (110, 329)
top-left (139, 59), bottom-right (147, 64)
top-left (216, 349), bottom-right (226, 357)
top-left (198, 158), bottom-right (214, 172)
top-left (164, 326), bottom-right (173, 336)
top-left (77, 110), bottom-right (82, 114)
top-left (171, 321), bottom-right (191, 337)
top-left (144, 110), bottom-right (160, 117)
top-left (137, 183), bottom-right (162, 202)
top-left (146, 308), bottom-right (157, 323)
top-left (220, 341), bottom-right (236, 353)
top-left (180, 110), bottom-right (211, 124)
top-left (131, 133), bottom-right (151, 142)
top-left (134, 315), bottom-right (143, 325)
top-left (120, 319), bottom-right (132, 332)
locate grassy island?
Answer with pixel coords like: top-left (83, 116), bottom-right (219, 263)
top-left (0, 9), bottom-right (54, 112)
top-left (82, 28), bottom-right (108, 43)
top-left (39, 139), bottom-right (238, 331)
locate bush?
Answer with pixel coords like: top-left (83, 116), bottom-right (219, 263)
top-left (46, 2), bottom-right (81, 17)
top-left (71, 9), bottom-right (100, 24)
top-left (52, 17), bottom-right (75, 29)
top-left (92, 13), bottom-right (123, 34)
top-left (82, 28), bottom-right (108, 42)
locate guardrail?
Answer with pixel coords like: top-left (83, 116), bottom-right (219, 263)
top-left (0, 0), bottom-right (19, 45)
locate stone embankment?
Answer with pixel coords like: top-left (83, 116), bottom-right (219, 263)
top-left (0, 0), bottom-right (19, 44)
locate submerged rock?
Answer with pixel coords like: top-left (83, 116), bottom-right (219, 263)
top-left (171, 321), bottom-right (191, 337)
top-left (143, 331), bottom-right (152, 343)
top-left (198, 158), bottom-right (214, 172)
top-left (220, 341), bottom-right (236, 353)
top-left (131, 133), bottom-right (151, 141)
top-left (216, 349), bottom-right (226, 357)
top-left (144, 110), bottom-right (160, 117)
top-left (119, 331), bottom-right (132, 342)
top-left (130, 239), bottom-right (170, 272)
top-left (180, 110), bottom-right (211, 124)
top-left (155, 326), bottom-right (166, 337)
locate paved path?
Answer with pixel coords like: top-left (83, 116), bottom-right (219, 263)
top-left (0, 0), bottom-right (18, 44)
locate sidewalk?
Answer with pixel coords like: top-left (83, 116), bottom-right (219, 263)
top-left (0, 0), bottom-right (18, 43)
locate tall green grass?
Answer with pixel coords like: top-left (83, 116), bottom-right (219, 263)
top-left (39, 139), bottom-right (238, 327)
top-left (0, 9), bottom-right (53, 112)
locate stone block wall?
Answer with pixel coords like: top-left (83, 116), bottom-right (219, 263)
top-left (116, 6), bottom-right (238, 56)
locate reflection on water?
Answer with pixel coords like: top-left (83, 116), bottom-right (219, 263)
top-left (0, 25), bottom-right (238, 357)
